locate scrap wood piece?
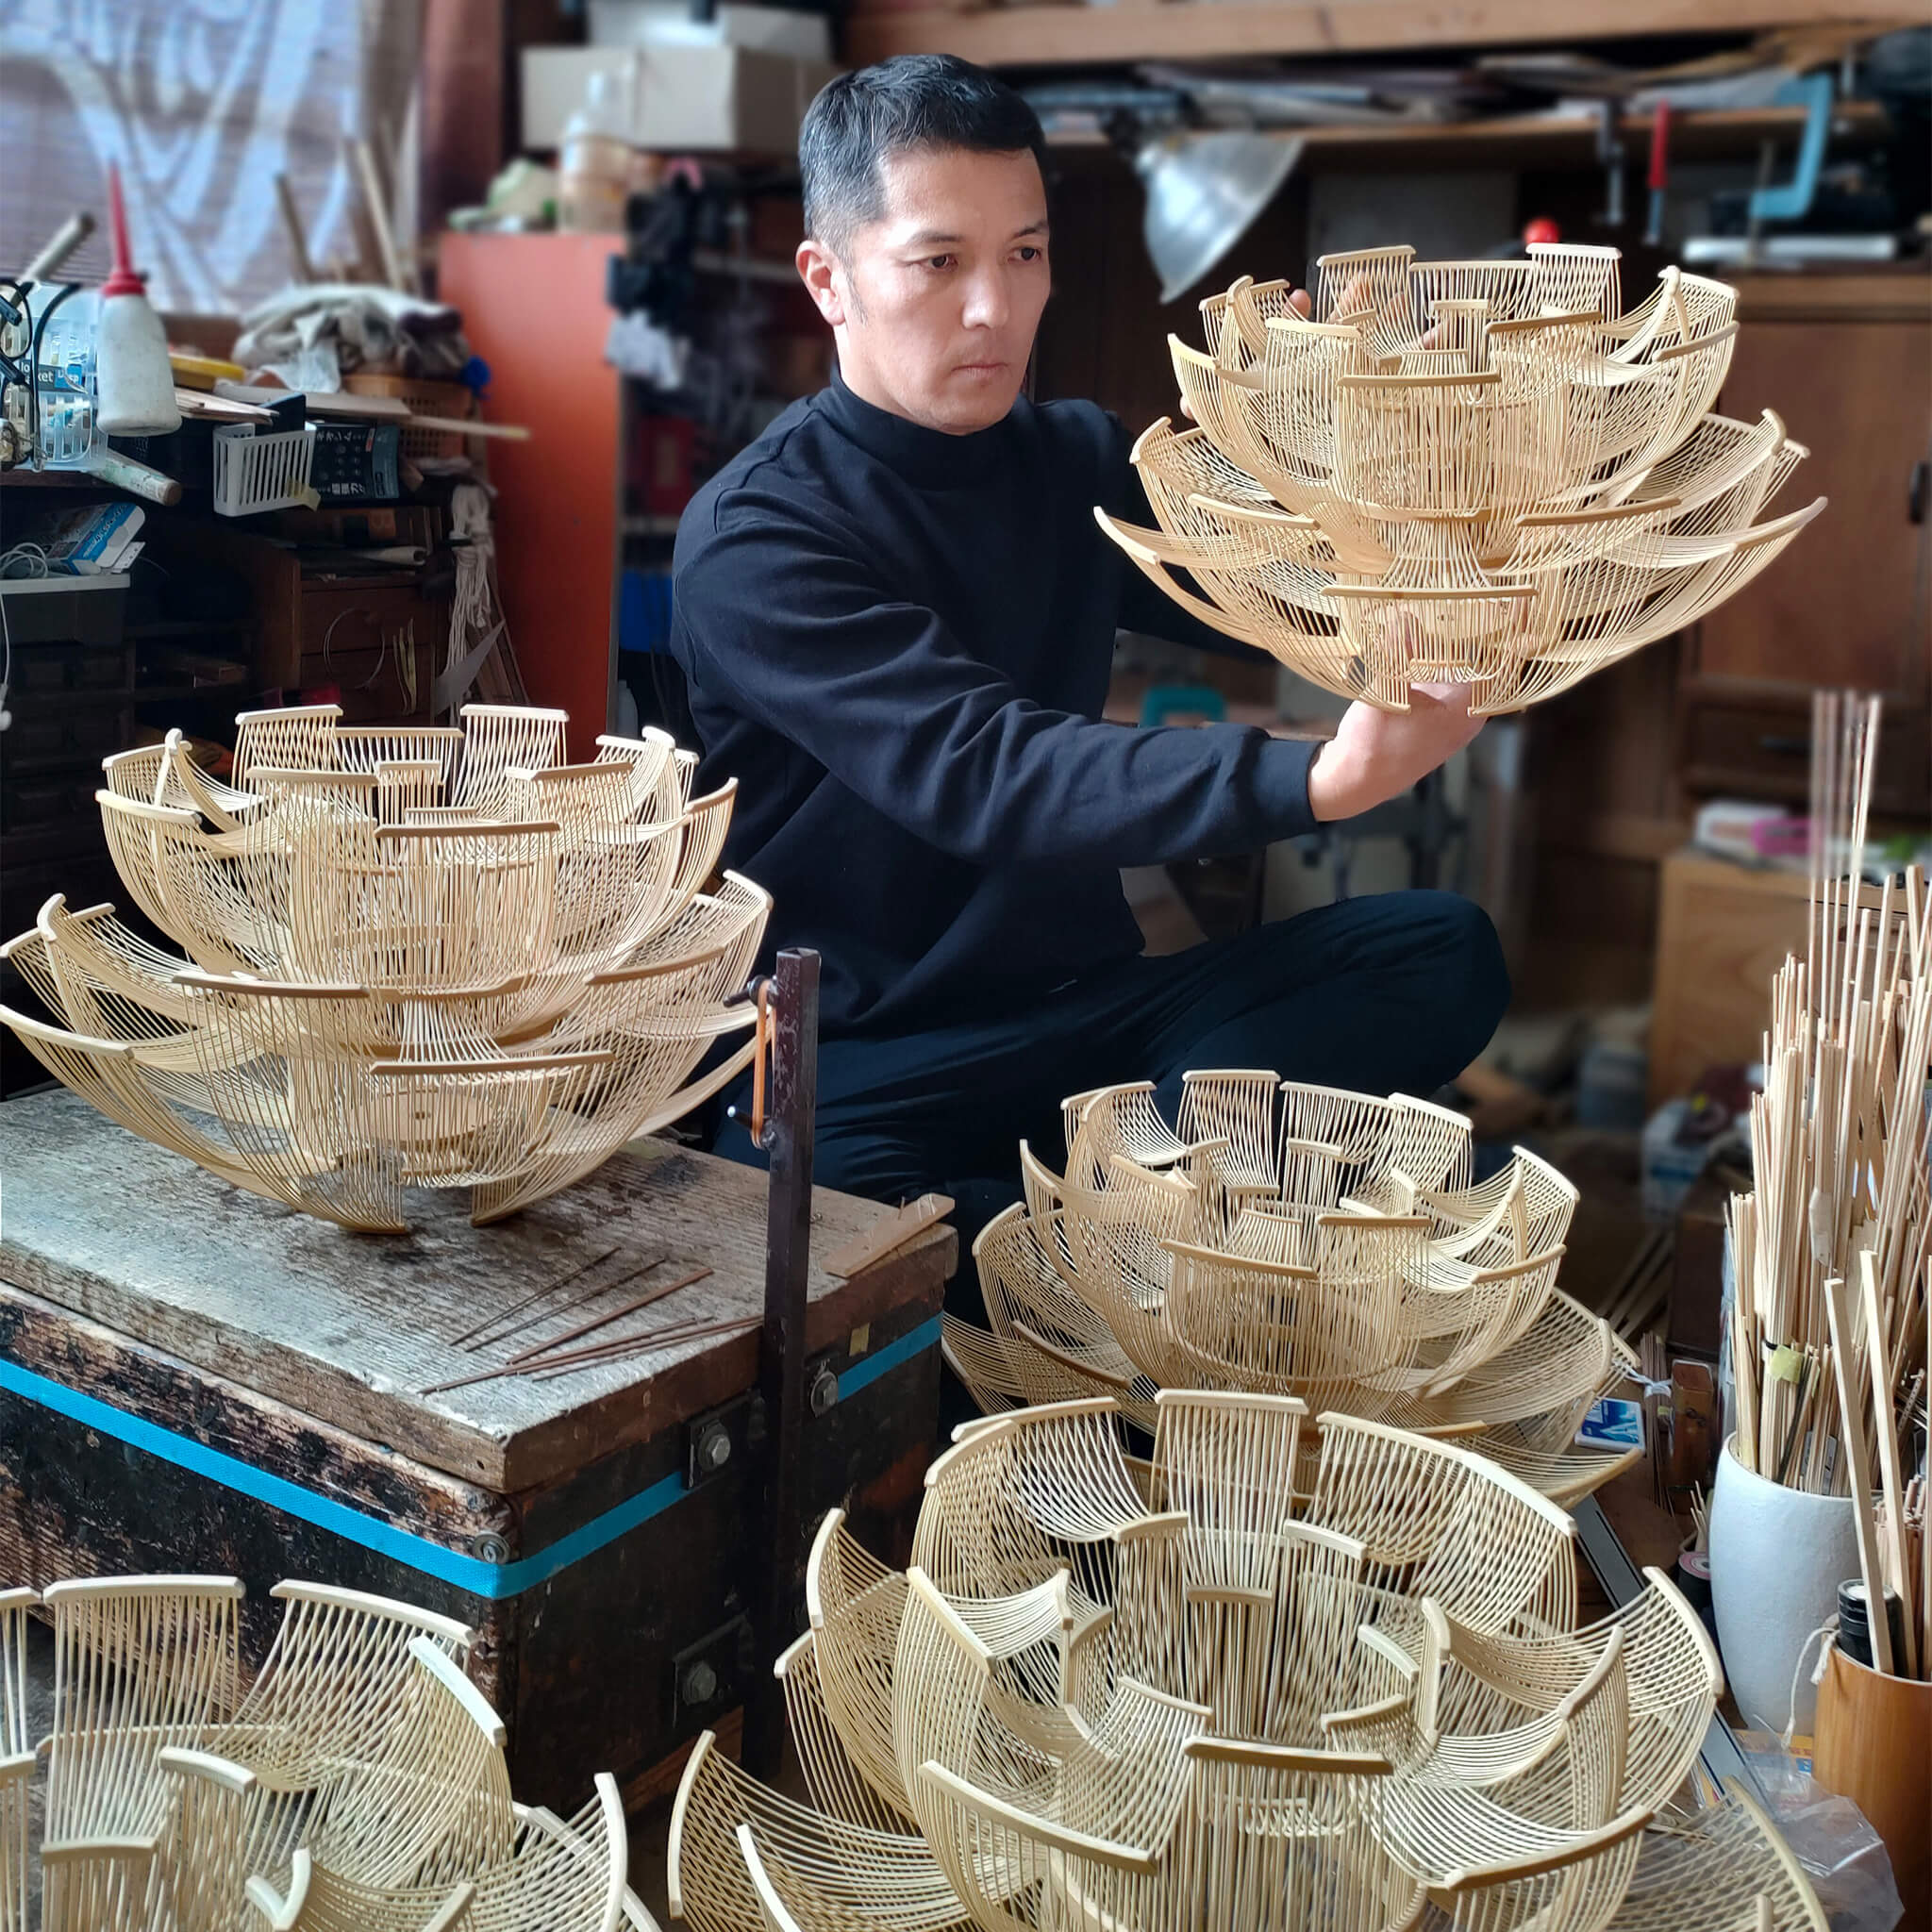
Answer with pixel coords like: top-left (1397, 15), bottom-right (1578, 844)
top-left (822, 1193), bottom-right (954, 1279)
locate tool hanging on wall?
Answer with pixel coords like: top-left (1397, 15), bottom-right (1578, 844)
top-left (1595, 99), bottom-right (1626, 229)
top-left (1644, 100), bottom-right (1673, 248)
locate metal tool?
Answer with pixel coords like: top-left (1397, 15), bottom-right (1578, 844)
top-left (1595, 100), bottom-right (1625, 230)
top-left (1644, 101), bottom-right (1672, 249)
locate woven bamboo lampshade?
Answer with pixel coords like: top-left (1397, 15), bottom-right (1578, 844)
top-left (942, 1073), bottom-right (1641, 1508)
top-left (669, 1393), bottom-right (1826, 1932)
top-left (0, 705), bottom-right (769, 1232)
top-left (1094, 245), bottom-right (1822, 714)
top-left (1, 1573), bottom-right (658, 1932)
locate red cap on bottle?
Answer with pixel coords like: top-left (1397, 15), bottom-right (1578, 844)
top-left (100, 162), bottom-right (146, 298)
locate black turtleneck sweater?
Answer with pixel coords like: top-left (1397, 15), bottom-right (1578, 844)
top-left (667, 372), bottom-right (1319, 1037)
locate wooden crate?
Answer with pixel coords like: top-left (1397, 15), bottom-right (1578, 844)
top-left (1647, 850), bottom-right (1809, 1108)
top-left (1647, 850), bottom-right (1897, 1108)
top-left (0, 1089), bottom-right (951, 1811)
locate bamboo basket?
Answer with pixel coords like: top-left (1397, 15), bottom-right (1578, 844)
top-left (669, 1392), bottom-right (1826, 1932)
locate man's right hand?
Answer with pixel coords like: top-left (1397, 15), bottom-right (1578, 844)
top-left (1307, 682), bottom-right (1484, 823)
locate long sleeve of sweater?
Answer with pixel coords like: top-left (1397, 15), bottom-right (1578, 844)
top-left (675, 493), bottom-right (1317, 872)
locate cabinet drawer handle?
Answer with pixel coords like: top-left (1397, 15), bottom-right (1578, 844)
top-left (1758, 734), bottom-right (1808, 756)
top-left (1911, 458), bottom-right (1929, 526)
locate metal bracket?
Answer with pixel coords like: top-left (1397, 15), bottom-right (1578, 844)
top-left (684, 1390), bottom-right (764, 1491)
top-left (808, 1357), bottom-right (840, 1419)
top-left (670, 1613), bottom-right (757, 1725)
top-left (746, 947), bottom-right (822, 1780)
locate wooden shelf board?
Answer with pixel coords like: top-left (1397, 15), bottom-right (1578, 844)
top-left (1041, 101), bottom-right (1890, 170)
top-left (7, 680), bottom-right (250, 714)
top-left (0, 468), bottom-right (99, 490)
top-left (848, 0), bottom-right (1916, 69)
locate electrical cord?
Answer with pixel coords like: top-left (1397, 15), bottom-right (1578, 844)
top-left (27, 281), bottom-right (79, 468)
top-left (0, 578), bottom-right (12, 734)
top-left (0, 277), bottom-right (31, 385)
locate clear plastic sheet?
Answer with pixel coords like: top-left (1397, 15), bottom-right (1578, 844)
top-left (1736, 1732), bottom-right (1905, 1932)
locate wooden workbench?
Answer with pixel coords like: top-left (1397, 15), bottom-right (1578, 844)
top-left (0, 1088), bottom-right (953, 1809)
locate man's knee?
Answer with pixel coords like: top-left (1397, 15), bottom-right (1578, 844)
top-left (1411, 891), bottom-right (1510, 1054)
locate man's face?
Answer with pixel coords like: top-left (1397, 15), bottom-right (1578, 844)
top-left (799, 144), bottom-right (1051, 435)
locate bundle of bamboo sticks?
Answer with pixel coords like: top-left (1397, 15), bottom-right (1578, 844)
top-left (1727, 691), bottom-right (1931, 1681)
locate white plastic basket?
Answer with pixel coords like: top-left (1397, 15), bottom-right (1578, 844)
top-left (211, 423), bottom-right (318, 516)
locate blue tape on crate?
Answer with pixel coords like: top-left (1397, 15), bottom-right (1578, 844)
top-left (0, 1313), bottom-right (941, 1602)
top-left (834, 1314), bottom-right (941, 1403)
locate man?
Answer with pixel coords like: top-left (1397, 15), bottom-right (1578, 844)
top-left (670, 56), bottom-right (1507, 1275)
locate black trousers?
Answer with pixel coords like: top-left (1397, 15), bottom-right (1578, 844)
top-left (712, 890), bottom-right (1510, 1316)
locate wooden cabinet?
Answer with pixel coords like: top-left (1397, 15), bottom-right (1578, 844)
top-left (1677, 275), bottom-right (1930, 814)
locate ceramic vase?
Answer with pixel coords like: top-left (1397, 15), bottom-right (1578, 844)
top-left (1707, 1433), bottom-right (1858, 1733)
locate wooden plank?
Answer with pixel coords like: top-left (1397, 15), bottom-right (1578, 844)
top-left (0, 1088), bottom-right (954, 1493)
top-left (848, 0), bottom-right (1911, 70)
top-left (822, 1193), bottom-right (953, 1279)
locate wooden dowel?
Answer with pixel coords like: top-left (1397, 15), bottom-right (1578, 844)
top-left (474, 1254), bottom-right (665, 1352)
top-left (424, 1306), bottom-right (738, 1394)
top-left (506, 1265), bottom-right (712, 1366)
top-left (408, 414), bottom-right (531, 441)
top-left (350, 136), bottom-right (406, 291)
top-left (526, 1316), bottom-right (759, 1379)
top-left (450, 1243), bottom-right (625, 1348)
top-left (1863, 1252), bottom-right (1918, 1678)
top-left (275, 174), bottom-right (316, 284)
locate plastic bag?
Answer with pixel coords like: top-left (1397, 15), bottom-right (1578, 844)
top-left (1735, 1732), bottom-right (1905, 1932)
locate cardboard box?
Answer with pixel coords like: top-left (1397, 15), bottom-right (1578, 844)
top-left (523, 45), bottom-right (840, 156)
top-left (589, 1), bottom-right (833, 62)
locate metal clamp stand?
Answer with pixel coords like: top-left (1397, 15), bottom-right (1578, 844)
top-left (744, 946), bottom-right (821, 1778)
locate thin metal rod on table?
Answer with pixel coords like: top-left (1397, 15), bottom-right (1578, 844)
top-left (746, 946), bottom-right (820, 1778)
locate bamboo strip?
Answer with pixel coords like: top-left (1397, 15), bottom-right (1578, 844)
top-left (1825, 1275), bottom-right (1894, 1675)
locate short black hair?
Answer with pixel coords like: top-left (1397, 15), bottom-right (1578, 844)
top-left (799, 56), bottom-right (1048, 254)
